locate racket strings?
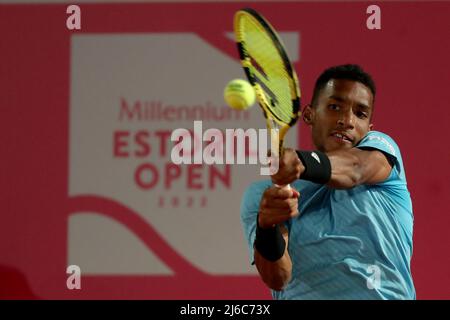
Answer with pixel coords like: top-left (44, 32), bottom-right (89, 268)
top-left (237, 16), bottom-right (296, 124)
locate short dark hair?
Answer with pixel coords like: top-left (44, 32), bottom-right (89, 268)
top-left (311, 64), bottom-right (376, 107)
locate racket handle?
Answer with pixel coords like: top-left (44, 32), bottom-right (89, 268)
top-left (274, 183), bottom-right (291, 191)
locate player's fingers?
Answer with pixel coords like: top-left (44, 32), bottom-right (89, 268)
top-left (274, 187), bottom-right (295, 199)
top-left (285, 199), bottom-right (298, 215)
top-left (290, 209), bottom-right (300, 218)
top-left (262, 207), bottom-right (298, 224)
top-left (266, 186), bottom-right (300, 199)
top-left (277, 186), bottom-right (301, 199)
top-left (264, 197), bottom-right (297, 214)
top-left (283, 148), bottom-right (301, 166)
top-left (262, 209), bottom-right (293, 223)
top-left (260, 197), bottom-right (291, 210)
top-left (263, 186), bottom-right (289, 199)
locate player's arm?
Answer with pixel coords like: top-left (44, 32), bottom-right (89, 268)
top-left (271, 147), bottom-right (392, 189)
top-left (254, 187), bottom-right (299, 291)
top-left (254, 225), bottom-right (292, 291)
top-left (325, 147), bottom-right (392, 188)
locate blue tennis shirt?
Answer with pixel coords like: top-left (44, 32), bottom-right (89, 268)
top-left (240, 131), bottom-right (415, 299)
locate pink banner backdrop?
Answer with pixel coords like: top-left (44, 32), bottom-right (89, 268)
top-left (1, 2), bottom-right (449, 299)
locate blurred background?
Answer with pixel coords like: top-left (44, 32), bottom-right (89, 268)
top-left (1, 0), bottom-right (449, 299)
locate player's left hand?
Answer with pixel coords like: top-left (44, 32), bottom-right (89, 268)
top-left (271, 148), bottom-right (304, 186)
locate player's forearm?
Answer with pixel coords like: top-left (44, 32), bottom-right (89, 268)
top-left (254, 236), bottom-right (292, 291)
top-left (255, 251), bottom-right (292, 291)
top-left (326, 149), bottom-right (363, 189)
top-left (325, 148), bottom-right (390, 189)
top-left (289, 148), bottom-right (391, 189)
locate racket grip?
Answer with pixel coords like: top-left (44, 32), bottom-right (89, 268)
top-left (274, 183), bottom-right (291, 191)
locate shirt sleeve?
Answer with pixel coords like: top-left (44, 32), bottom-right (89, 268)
top-left (356, 130), bottom-right (406, 185)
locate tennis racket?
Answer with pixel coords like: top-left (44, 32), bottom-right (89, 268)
top-left (234, 8), bottom-right (301, 188)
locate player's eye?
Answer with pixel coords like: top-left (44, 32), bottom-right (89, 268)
top-left (356, 110), bottom-right (368, 119)
top-left (328, 104), bottom-right (340, 111)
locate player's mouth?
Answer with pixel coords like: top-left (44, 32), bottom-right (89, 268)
top-left (330, 131), bottom-right (354, 145)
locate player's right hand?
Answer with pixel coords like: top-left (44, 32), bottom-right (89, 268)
top-left (258, 186), bottom-right (300, 229)
top-left (271, 148), bottom-right (304, 186)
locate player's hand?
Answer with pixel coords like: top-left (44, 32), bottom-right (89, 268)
top-left (271, 148), bottom-right (305, 186)
top-left (258, 186), bottom-right (300, 229)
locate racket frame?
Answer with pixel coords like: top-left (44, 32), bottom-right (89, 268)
top-left (234, 8), bottom-right (301, 156)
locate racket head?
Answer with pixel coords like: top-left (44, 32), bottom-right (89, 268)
top-left (234, 7), bottom-right (301, 146)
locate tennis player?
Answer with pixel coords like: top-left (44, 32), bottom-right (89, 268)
top-left (241, 64), bottom-right (415, 299)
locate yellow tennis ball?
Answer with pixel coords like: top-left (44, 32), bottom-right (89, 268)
top-left (224, 79), bottom-right (256, 110)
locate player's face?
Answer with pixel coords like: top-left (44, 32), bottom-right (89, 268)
top-left (304, 79), bottom-right (374, 153)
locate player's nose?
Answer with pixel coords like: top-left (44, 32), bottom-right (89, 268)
top-left (337, 110), bottom-right (355, 128)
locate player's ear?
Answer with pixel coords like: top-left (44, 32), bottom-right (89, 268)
top-left (369, 123), bottom-right (374, 131)
top-left (302, 104), bottom-right (314, 125)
